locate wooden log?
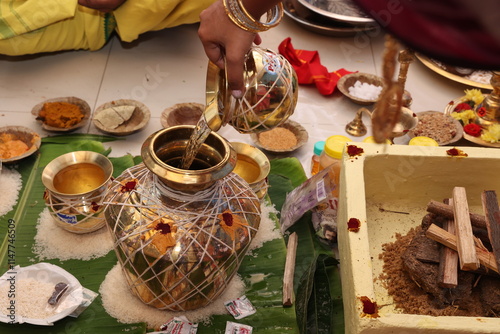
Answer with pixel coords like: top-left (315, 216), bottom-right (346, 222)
top-left (452, 187), bottom-right (480, 271)
top-left (438, 198), bottom-right (458, 288)
top-left (427, 200), bottom-right (487, 229)
top-left (481, 191), bottom-right (500, 271)
top-left (283, 232), bottom-right (298, 307)
top-left (426, 224), bottom-right (498, 274)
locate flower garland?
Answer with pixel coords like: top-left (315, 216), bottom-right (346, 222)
top-left (450, 89), bottom-right (500, 142)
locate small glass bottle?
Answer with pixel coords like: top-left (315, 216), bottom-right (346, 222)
top-left (311, 141), bottom-right (325, 175)
top-left (319, 135), bottom-right (350, 198)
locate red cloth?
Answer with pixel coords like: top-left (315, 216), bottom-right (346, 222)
top-left (278, 37), bottom-right (353, 96)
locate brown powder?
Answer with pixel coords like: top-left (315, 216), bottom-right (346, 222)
top-left (38, 102), bottom-right (84, 128)
top-left (258, 127), bottom-right (297, 151)
top-left (378, 226), bottom-right (493, 317)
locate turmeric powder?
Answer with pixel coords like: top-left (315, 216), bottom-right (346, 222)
top-left (38, 102), bottom-right (84, 128)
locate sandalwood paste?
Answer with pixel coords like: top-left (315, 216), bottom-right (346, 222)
top-left (39, 102), bottom-right (84, 128)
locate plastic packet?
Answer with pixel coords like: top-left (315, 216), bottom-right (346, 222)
top-left (280, 165), bottom-right (336, 233)
top-left (224, 295), bottom-right (256, 319)
top-left (224, 321), bottom-right (253, 333)
top-left (156, 316), bottom-right (198, 334)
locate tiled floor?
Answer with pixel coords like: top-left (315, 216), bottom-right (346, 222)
top-left (0, 15), bottom-right (473, 172)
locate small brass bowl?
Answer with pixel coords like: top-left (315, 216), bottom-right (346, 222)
top-left (0, 126), bottom-right (41, 163)
top-left (42, 151), bottom-right (113, 233)
top-left (32, 96), bottom-right (91, 132)
top-left (231, 142), bottom-right (270, 200)
top-left (337, 72), bottom-right (384, 105)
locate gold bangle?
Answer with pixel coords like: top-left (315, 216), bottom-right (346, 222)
top-left (223, 0), bottom-right (283, 33)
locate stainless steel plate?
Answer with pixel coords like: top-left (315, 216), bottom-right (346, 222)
top-left (284, 0), bottom-right (376, 37)
top-left (297, 0), bottom-right (374, 24)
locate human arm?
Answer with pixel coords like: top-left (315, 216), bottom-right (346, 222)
top-left (198, 0), bottom-right (283, 98)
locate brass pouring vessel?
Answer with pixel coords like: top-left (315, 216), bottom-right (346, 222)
top-left (204, 47), bottom-right (299, 134)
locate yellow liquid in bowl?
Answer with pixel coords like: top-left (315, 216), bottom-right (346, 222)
top-left (53, 163), bottom-right (106, 194)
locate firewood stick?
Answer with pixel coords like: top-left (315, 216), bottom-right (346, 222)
top-left (481, 191), bottom-right (500, 271)
top-left (452, 187), bottom-right (480, 271)
top-left (427, 200), bottom-right (487, 229)
top-left (438, 199), bottom-right (458, 288)
top-left (283, 232), bottom-right (298, 307)
top-left (426, 224), bottom-right (498, 274)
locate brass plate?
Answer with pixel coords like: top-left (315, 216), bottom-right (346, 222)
top-left (417, 54), bottom-right (493, 90)
top-left (444, 96), bottom-right (500, 148)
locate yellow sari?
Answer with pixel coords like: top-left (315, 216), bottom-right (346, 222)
top-left (0, 0), bottom-right (214, 56)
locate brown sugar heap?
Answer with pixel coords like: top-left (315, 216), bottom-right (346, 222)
top-left (38, 102), bottom-right (84, 128)
top-left (378, 213), bottom-right (500, 317)
top-left (258, 127), bottom-right (297, 150)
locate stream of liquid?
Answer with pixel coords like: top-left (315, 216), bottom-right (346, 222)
top-left (180, 117), bottom-right (212, 169)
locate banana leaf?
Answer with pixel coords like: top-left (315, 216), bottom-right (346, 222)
top-left (0, 135), bottom-right (343, 333)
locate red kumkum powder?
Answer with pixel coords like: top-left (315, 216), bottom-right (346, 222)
top-left (222, 212), bottom-right (234, 226)
top-left (155, 222), bottom-right (172, 234)
top-left (446, 148), bottom-right (468, 157)
top-left (359, 296), bottom-right (379, 317)
top-left (121, 180), bottom-right (137, 192)
top-left (347, 218), bottom-right (361, 232)
top-left (346, 145), bottom-right (364, 157)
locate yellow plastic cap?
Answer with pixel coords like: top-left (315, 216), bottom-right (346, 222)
top-left (363, 136), bottom-right (391, 144)
top-left (408, 136), bottom-right (439, 146)
top-left (324, 135), bottom-right (351, 159)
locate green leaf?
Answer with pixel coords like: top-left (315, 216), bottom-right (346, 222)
top-left (0, 134), bottom-right (343, 334)
top-left (42, 134), bottom-right (120, 143)
top-left (109, 155), bottom-right (138, 177)
top-left (269, 157), bottom-right (308, 187)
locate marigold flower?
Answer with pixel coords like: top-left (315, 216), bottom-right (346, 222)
top-left (463, 123), bottom-right (482, 137)
top-left (451, 109), bottom-right (476, 125)
top-left (463, 89), bottom-right (485, 106)
top-left (481, 124), bottom-right (500, 143)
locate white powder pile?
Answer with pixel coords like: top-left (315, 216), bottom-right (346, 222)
top-left (0, 167), bottom-right (22, 216)
top-left (466, 70), bottom-right (492, 85)
top-left (247, 201), bottom-right (281, 252)
top-left (348, 80), bottom-right (383, 101)
top-left (33, 208), bottom-right (114, 261)
top-left (0, 278), bottom-right (57, 319)
top-left (99, 263), bottom-right (246, 329)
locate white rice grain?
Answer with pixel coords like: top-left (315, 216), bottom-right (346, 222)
top-left (100, 263), bottom-right (245, 329)
top-left (0, 278), bottom-right (57, 319)
top-left (0, 167), bottom-right (22, 216)
top-left (33, 208), bottom-right (114, 261)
